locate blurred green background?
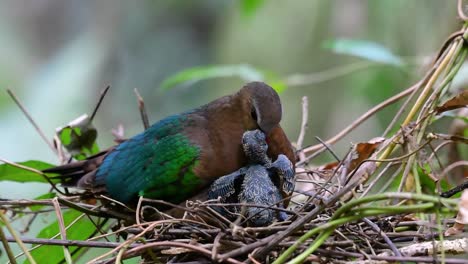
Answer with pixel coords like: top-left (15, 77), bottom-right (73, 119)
top-left (0, 0), bottom-right (463, 263)
top-left (0, 0), bottom-right (460, 195)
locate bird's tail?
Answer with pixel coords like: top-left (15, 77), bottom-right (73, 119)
top-left (43, 149), bottom-right (112, 190)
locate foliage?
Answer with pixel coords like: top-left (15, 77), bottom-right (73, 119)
top-left (160, 64), bottom-right (286, 93)
top-left (322, 39), bottom-right (404, 66)
top-left (0, 161), bottom-right (56, 183)
top-left (57, 114), bottom-right (99, 161)
top-left (25, 210), bottom-right (98, 264)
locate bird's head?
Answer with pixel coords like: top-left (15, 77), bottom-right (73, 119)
top-left (239, 82), bottom-right (282, 134)
top-left (241, 129), bottom-right (269, 164)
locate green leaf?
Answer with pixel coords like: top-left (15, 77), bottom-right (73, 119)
top-left (160, 64), bottom-right (287, 93)
top-left (417, 165), bottom-right (452, 195)
top-left (29, 193), bottom-right (57, 212)
top-left (25, 209), bottom-right (97, 264)
top-left (241, 0), bottom-right (264, 17)
top-left (57, 114), bottom-right (99, 160)
top-left (0, 160), bottom-right (58, 183)
top-left (322, 39), bottom-right (403, 66)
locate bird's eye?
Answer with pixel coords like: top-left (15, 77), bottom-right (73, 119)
top-left (250, 107), bottom-right (258, 121)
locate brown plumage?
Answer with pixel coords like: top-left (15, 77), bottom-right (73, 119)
top-left (44, 82), bottom-right (295, 204)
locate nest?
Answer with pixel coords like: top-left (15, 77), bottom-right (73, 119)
top-left (1, 2), bottom-right (468, 263)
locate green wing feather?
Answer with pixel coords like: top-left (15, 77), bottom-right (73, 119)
top-left (96, 114), bottom-right (202, 203)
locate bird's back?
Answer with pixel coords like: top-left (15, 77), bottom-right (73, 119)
top-left (96, 114), bottom-right (204, 204)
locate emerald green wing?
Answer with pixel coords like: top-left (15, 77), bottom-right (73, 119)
top-left (96, 115), bottom-right (202, 203)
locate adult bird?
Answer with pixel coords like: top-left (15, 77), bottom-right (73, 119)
top-left (43, 82), bottom-right (295, 205)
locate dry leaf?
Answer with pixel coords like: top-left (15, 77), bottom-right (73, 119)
top-left (445, 189), bottom-right (468, 236)
top-left (436, 90), bottom-right (468, 114)
top-left (320, 161), bottom-right (339, 171)
top-left (347, 137), bottom-right (385, 172)
top-left (445, 223), bottom-right (465, 236)
top-left (457, 189), bottom-right (468, 224)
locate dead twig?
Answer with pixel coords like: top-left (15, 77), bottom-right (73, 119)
top-left (134, 88), bottom-right (150, 130)
top-left (296, 96), bottom-right (309, 161)
top-left (0, 225), bottom-right (17, 264)
top-left (302, 83), bottom-right (418, 155)
top-left (362, 217), bottom-right (401, 257)
top-left (52, 198), bottom-right (72, 264)
top-left (6, 89), bottom-right (57, 154)
top-left (0, 211), bottom-right (37, 264)
top-left (89, 85), bottom-right (110, 122)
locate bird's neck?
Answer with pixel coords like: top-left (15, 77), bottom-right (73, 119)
top-left (200, 93), bottom-right (250, 128)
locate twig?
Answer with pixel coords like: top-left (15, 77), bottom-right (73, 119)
top-left (103, 241), bottom-right (244, 264)
top-left (115, 243), bottom-right (131, 264)
top-left (315, 248), bottom-right (468, 264)
top-left (211, 232), bottom-right (223, 261)
top-left (315, 136), bottom-right (340, 162)
top-left (379, 237), bottom-right (468, 258)
top-left (89, 221), bottom-right (162, 263)
top-left (440, 160), bottom-right (468, 184)
top-left (362, 217), bottom-right (401, 257)
top-left (458, 0), bottom-right (468, 21)
top-left (21, 187), bottom-right (55, 233)
top-left (296, 96), bottom-right (308, 161)
top-left (134, 88), bottom-right (150, 130)
top-left (136, 196), bottom-right (144, 226)
top-left (378, 30), bottom-right (466, 164)
top-left (281, 194), bottom-right (457, 264)
top-left (206, 202), bottom-right (298, 217)
top-left (361, 162), bottom-right (401, 197)
top-left (381, 82), bottom-right (422, 137)
top-left (6, 89), bottom-right (57, 154)
top-left (52, 198), bottom-right (72, 264)
top-left (58, 197), bottom-right (132, 221)
top-left (0, 224), bottom-right (17, 264)
top-left (89, 85), bottom-right (110, 122)
top-left (302, 83), bottom-right (418, 155)
top-left (0, 211), bottom-right (37, 264)
top-left (4, 236), bottom-right (127, 248)
top-left (440, 162), bottom-right (468, 197)
top-left (381, 53), bottom-right (443, 137)
top-left (53, 134), bottom-right (68, 164)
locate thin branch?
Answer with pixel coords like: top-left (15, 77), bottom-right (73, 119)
top-left (134, 88), bottom-right (150, 130)
top-left (0, 211), bottom-right (37, 264)
top-left (315, 136), bottom-right (340, 162)
top-left (378, 32), bottom-right (466, 164)
top-left (6, 89), bottom-right (56, 154)
top-left (105, 241), bottom-right (244, 264)
top-left (296, 96), bottom-right (308, 162)
top-left (315, 248), bottom-right (468, 264)
top-left (89, 85), bottom-right (110, 122)
top-left (52, 198), bottom-right (72, 264)
top-left (362, 217), bottom-right (401, 257)
top-left (4, 236), bottom-right (126, 248)
top-left (458, 0), bottom-right (468, 21)
top-left (302, 83), bottom-right (418, 155)
top-left (0, 225), bottom-right (17, 264)
top-left (441, 160), bottom-right (468, 180)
